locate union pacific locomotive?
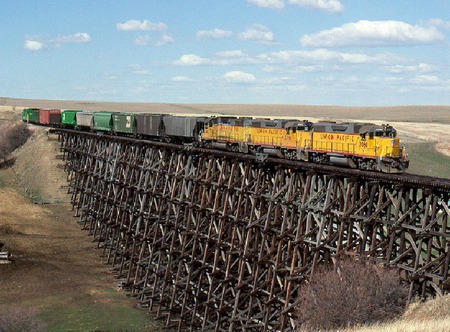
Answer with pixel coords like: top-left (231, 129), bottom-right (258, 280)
top-left (22, 108), bottom-right (409, 173)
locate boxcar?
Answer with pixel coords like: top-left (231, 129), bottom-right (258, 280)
top-left (22, 108), bottom-right (40, 124)
top-left (93, 112), bottom-right (113, 132)
top-left (112, 113), bottom-right (136, 135)
top-left (76, 112), bottom-right (94, 129)
top-left (162, 115), bottom-right (206, 142)
top-left (135, 114), bottom-right (163, 137)
top-left (39, 109), bottom-right (61, 126)
top-left (61, 110), bottom-right (83, 128)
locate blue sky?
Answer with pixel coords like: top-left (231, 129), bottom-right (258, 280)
top-left (1, 0), bottom-right (450, 106)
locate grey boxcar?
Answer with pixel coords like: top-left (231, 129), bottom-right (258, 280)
top-left (76, 112), bottom-right (94, 129)
top-left (135, 114), bottom-right (163, 137)
top-left (162, 115), bottom-right (205, 141)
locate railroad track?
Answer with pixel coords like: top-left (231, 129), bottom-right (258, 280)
top-left (52, 127), bottom-right (450, 192)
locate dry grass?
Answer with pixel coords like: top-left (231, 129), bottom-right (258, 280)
top-left (345, 296), bottom-right (450, 332)
top-left (345, 318), bottom-right (450, 332)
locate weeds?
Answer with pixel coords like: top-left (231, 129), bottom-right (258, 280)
top-left (296, 258), bottom-right (409, 331)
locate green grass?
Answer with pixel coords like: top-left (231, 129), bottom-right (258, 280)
top-left (28, 289), bottom-right (168, 332)
top-left (404, 142), bottom-right (450, 179)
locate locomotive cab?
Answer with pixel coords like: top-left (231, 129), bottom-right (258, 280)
top-left (365, 124), bottom-right (409, 173)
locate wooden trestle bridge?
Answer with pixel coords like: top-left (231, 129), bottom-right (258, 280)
top-left (56, 129), bottom-right (450, 331)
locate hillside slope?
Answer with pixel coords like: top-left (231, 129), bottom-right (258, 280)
top-left (0, 112), bottom-right (166, 331)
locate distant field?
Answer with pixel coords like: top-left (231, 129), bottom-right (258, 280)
top-left (2, 97), bottom-right (450, 123)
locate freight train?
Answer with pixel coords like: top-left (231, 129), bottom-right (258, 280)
top-left (22, 108), bottom-right (409, 173)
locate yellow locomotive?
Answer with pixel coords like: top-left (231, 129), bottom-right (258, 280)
top-left (201, 117), bottom-right (409, 173)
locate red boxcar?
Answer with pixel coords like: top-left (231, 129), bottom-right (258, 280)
top-left (39, 109), bottom-right (61, 126)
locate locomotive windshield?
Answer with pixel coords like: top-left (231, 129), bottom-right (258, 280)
top-left (375, 125), bottom-right (397, 138)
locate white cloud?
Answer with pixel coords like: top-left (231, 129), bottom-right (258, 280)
top-left (134, 34), bottom-right (174, 46)
top-left (239, 24), bottom-right (275, 44)
top-left (196, 28), bottom-right (233, 39)
top-left (247, 0), bottom-right (284, 10)
top-left (223, 71), bottom-right (256, 83)
top-left (383, 63), bottom-right (438, 74)
top-left (385, 76), bottom-right (404, 82)
top-left (24, 40), bottom-right (46, 51)
top-left (102, 72), bottom-right (118, 80)
top-left (117, 19), bottom-right (167, 31)
top-left (173, 54), bottom-right (210, 66)
top-left (129, 64), bottom-right (151, 75)
top-left (54, 32), bottom-right (91, 43)
top-left (215, 50), bottom-right (247, 58)
top-left (301, 20), bottom-right (444, 47)
top-left (295, 65), bottom-right (327, 73)
top-left (288, 0), bottom-right (343, 13)
top-left (24, 32), bottom-right (91, 51)
top-left (173, 49), bottom-right (404, 68)
top-left (410, 75), bottom-right (441, 84)
top-left (428, 19), bottom-right (450, 29)
top-left (172, 76), bottom-right (192, 82)
top-left (257, 49), bottom-right (402, 65)
top-left (173, 51), bottom-right (257, 66)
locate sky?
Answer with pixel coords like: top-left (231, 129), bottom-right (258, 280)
top-left (1, 0), bottom-right (450, 106)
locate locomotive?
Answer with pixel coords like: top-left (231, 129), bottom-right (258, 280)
top-left (22, 108), bottom-right (409, 173)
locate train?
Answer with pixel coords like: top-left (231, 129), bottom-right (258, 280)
top-left (21, 107), bottom-right (409, 173)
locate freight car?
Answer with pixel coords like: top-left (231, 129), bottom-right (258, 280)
top-left (93, 112), bottom-right (114, 132)
top-left (22, 108), bottom-right (40, 124)
top-left (112, 112), bottom-right (136, 135)
top-left (161, 115), bottom-right (205, 143)
top-left (61, 110), bottom-right (83, 128)
top-left (39, 109), bottom-right (61, 126)
top-left (21, 108), bottom-right (409, 173)
top-left (135, 113), bottom-right (163, 137)
top-left (75, 111), bottom-right (94, 129)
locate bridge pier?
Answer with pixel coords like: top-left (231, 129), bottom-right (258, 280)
top-left (57, 130), bottom-right (450, 331)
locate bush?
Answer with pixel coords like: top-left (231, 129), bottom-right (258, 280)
top-left (0, 122), bottom-right (31, 163)
top-left (0, 307), bottom-right (46, 332)
top-left (295, 258), bottom-right (409, 331)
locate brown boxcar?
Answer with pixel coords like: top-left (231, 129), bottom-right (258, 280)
top-left (39, 109), bottom-right (61, 126)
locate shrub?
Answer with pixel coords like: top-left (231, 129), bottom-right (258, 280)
top-left (295, 258), bottom-right (409, 331)
top-left (0, 307), bottom-right (46, 332)
top-left (0, 122), bottom-right (31, 163)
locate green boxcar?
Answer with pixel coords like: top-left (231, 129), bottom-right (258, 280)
top-left (22, 108), bottom-right (40, 124)
top-left (61, 110), bottom-right (83, 128)
top-left (112, 113), bottom-right (136, 135)
top-left (93, 112), bottom-right (113, 132)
